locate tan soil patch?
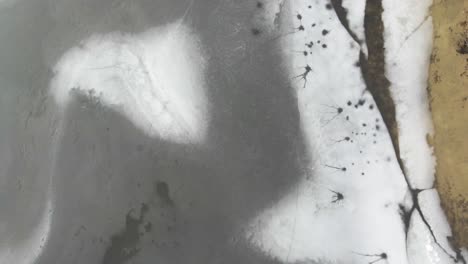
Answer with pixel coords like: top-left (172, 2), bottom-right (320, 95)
top-left (429, 0), bottom-right (468, 248)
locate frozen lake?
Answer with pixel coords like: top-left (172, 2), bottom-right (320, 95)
top-left (0, 0), bottom-right (465, 263)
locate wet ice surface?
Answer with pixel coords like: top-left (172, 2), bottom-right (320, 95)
top-left (0, 0), bottom-right (466, 264)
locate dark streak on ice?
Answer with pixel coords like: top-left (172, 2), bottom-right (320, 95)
top-left (102, 203), bottom-right (149, 264)
top-left (330, 0), bottom-right (361, 44)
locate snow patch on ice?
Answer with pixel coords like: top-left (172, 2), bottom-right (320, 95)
top-left (50, 21), bottom-right (209, 144)
top-left (246, 1), bottom-right (409, 263)
top-left (382, 0), bottom-right (435, 189)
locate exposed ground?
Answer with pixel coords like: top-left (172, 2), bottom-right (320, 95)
top-left (429, 0), bottom-right (468, 249)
